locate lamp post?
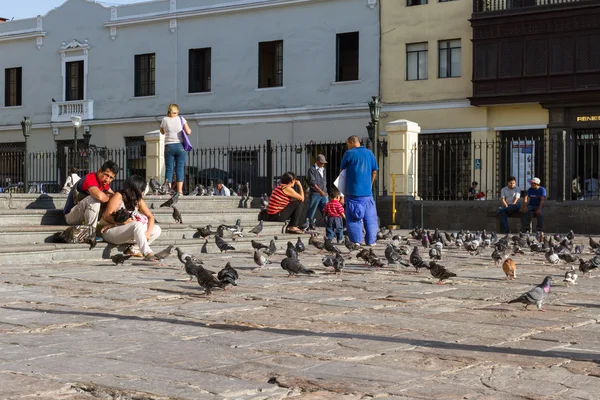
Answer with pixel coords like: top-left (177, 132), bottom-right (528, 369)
top-left (83, 126), bottom-right (92, 174)
top-left (368, 96), bottom-right (382, 201)
top-left (20, 117), bottom-right (32, 193)
top-left (71, 116), bottom-right (82, 170)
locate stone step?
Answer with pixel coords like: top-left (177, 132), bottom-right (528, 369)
top-left (0, 222), bottom-right (290, 245)
top-left (0, 208), bottom-right (265, 227)
top-left (0, 193), bottom-right (256, 211)
top-left (0, 233), bottom-right (314, 265)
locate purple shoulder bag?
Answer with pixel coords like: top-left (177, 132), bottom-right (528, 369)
top-left (179, 116), bottom-right (192, 151)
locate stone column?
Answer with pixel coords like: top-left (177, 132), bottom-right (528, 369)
top-left (386, 119), bottom-right (420, 198)
top-left (145, 129), bottom-right (164, 183)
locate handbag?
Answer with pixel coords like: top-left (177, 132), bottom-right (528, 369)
top-left (179, 116), bottom-right (192, 151)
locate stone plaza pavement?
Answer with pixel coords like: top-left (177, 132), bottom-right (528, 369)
top-left (1, 230), bottom-right (600, 400)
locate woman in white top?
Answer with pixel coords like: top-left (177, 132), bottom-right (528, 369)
top-left (61, 167), bottom-right (81, 194)
top-left (160, 104), bottom-right (192, 196)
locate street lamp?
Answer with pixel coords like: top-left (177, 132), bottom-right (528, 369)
top-left (71, 116), bottom-right (82, 169)
top-left (368, 96), bottom-right (382, 200)
top-left (21, 117), bottom-right (32, 193)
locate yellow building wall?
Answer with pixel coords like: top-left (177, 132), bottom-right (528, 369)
top-left (380, 0), bottom-right (473, 104)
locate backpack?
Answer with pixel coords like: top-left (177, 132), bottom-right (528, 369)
top-left (52, 225), bottom-right (97, 249)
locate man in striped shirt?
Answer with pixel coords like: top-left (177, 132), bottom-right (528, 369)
top-left (322, 187), bottom-right (346, 243)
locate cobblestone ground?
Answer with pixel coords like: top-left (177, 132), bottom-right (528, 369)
top-left (1, 230), bottom-right (600, 399)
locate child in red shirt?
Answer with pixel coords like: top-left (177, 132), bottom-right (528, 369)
top-left (322, 188), bottom-right (346, 243)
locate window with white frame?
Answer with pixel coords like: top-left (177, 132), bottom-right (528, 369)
top-left (59, 40), bottom-right (89, 102)
top-left (439, 39), bottom-right (461, 78)
top-left (407, 42), bottom-right (428, 80)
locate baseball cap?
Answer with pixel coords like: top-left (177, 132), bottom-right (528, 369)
top-left (316, 154), bottom-right (327, 164)
top-left (528, 177), bottom-right (541, 185)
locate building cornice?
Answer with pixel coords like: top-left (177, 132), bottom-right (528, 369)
top-left (104, 0), bottom-right (332, 28)
top-left (382, 100), bottom-right (474, 113)
top-left (0, 29), bottom-right (46, 43)
top-left (0, 104), bottom-right (370, 131)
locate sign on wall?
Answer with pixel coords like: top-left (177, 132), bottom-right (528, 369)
top-left (511, 140), bottom-right (535, 190)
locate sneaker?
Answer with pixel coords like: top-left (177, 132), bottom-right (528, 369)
top-left (95, 236), bottom-right (103, 242)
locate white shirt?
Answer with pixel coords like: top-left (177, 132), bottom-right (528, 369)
top-left (501, 186), bottom-right (521, 204)
top-left (160, 116), bottom-right (188, 145)
top-left (214, 185), bottom-right (230, 196)
top-left (315, 164), bottom-right (324, 178)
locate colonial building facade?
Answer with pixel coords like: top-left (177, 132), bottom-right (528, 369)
top-left (0, 0), bottom-right (379, 153)
top-left (379, 0), bottom-right (600, 201)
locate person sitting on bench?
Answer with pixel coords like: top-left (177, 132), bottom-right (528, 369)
top-left (496, 176), bottom-right (521, 234)
top-left (521, 177), bottom-right (546, 233)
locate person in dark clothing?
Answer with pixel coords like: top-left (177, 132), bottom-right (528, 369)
top-left (304, 154), bottom-right (329, 226)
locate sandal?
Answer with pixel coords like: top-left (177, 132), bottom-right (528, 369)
top-left (125, 246), bottom-right (143, 258)
top-left (286, 227), bottom-right (304, 234)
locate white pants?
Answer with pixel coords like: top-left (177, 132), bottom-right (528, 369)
top-left (65, 196), bottom-right (102, 227)
top-left (102, 221), bottom-right (161, 256)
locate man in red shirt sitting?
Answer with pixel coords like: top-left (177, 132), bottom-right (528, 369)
top-left (63, 161), bottom-right (119, 230)
top-left (322, 187), bottom-right (346, 243)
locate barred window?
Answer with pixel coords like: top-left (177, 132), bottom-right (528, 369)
top-left (258, 40), bottom-right (283, 88)
top-left (134, 53), bottom-right (156, 97)
top-left (4, 67), bottom-right (22, 107)
top-left (189, 48), bottom-right (211, 93)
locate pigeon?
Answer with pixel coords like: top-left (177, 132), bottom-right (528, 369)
top-left (508, 275), bottom-right (553, 311)
top-left (172, 206), bottom-right (183, 224)
top-left (265, 239), bottom-right (277, 257)
top-left (557, 249), bottom-right (578, 263)
top-left (201, 239), bottom-right (208, 254)
top-left (545, 247), bottom-right (560, 264)
top-left (280, 257), bottom-right (315, 277)
top-left (217, 262), bottom-right (239, 288)
top-left (579, 256), bottom-right (600, 277)
top-left (185, 256), bottom-right (205, 281)
top-left (331, 253), bottom-right (345, 274)
top-left (188, 184), bottom-right (200, 196)
top-left (567, 230), bottom-right (575, 241)
top-left (260, 193), bottom-right (269, 209)
top-left (160, 193), bottom-right (179, 208)
top-left (589, 237), bottom-right (600, 250)
top-left (175, 246), bottom-right (200, 265)
top-left (368, 256), bottom-right (386, 269)
top-left (253, 249), bottom-right (269, 269)
top-left (563, 266), bottom-right (578, 287)
top-left (574, 244), bottom-right (585, 254)
top-left (356, 248), bottom-right (372, 265)
top-left (323, 239), bottom-right (341, 254)
top-left (344, 235), bottom-right (361, 252)
top-left (196, 225), bottom-right (213, 238)
top-left (428, 247), bottom-right (442, 260)
top-left (427, 261), bottom-right (456, 284)
top-left (309, 234), bottom-right (325, 251)
top-left (502, 258), bottom-right (516, 280)
top-left (251, 240), bottom-right (269, 251)
top-left (154, 245), bottom-right (174, 264)
top-left (196, 267), bottom-right (226, 295)
top-left (215, 235), bottom-right (235, 253)
top-left (385, 244), bottom-right (409, 266)
top-left (249, 220), bottom-right (263, 236)
top-left (492, 249), bottom-right (505, 266)
top-left (149, 177), bottom-right (162, 195)
top-left (511, 245), bottom-right (525, 256)
top-left (286, 241), bottom-right (298, 259)
top-left (409, 246), bottom-right (426, 273)
top-left (295, 237), bottom-right (305, 254)
top-left (111, 253), bottom-right (132, 265)
top-left (322, 254), bottom-right (335, 268)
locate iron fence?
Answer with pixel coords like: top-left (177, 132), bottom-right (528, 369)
top-left (415, 133), bottom-right (600, 201)
top-left (0, 139), bottom-right (389, 198)
top-left (473, 0), bottom-right (586, 13)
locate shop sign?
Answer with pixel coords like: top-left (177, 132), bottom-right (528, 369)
top-left (576, 116), bottom-right (600, 122)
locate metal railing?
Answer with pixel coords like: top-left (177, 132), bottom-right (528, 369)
top-left (473, 0), bottom-right (587, 13)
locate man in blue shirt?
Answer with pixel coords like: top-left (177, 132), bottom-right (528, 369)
top-left (339, 135), bottom-right (379, 246)
top-left (520, 177), bottom-right (546, 233)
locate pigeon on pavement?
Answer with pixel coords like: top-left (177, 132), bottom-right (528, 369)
top-left (217, 262), bottom-right (239, 288)
top-left (280, 257), bottom-right (315, 277)
top-left (111, 253), bottom-right (132, 265)
top-left (249, 220), bottom-right (263, 236)
top-left (563, 266), bottom-right (578, 287)
top-left (508, 275), bottom-right (553, 311)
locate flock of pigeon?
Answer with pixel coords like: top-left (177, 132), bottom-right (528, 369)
top-left (108, 187), bottom-right (600, 312)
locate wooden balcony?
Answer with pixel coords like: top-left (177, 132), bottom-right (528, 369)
top-left (470, 0), bottom-right (600, 106)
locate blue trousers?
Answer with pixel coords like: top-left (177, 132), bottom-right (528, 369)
top-left (164, 143), bottom-right (187, 183)
top-left (305, 193), bottom-right (328, 221)
top-left (496, 203), bottom-right (520, 233)
top-left (521, 204), bottom-right (544, 232)
top-left (325, 216), bottom-right (344, 241)
top-left (345, 195), bottom-right (378, 245)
